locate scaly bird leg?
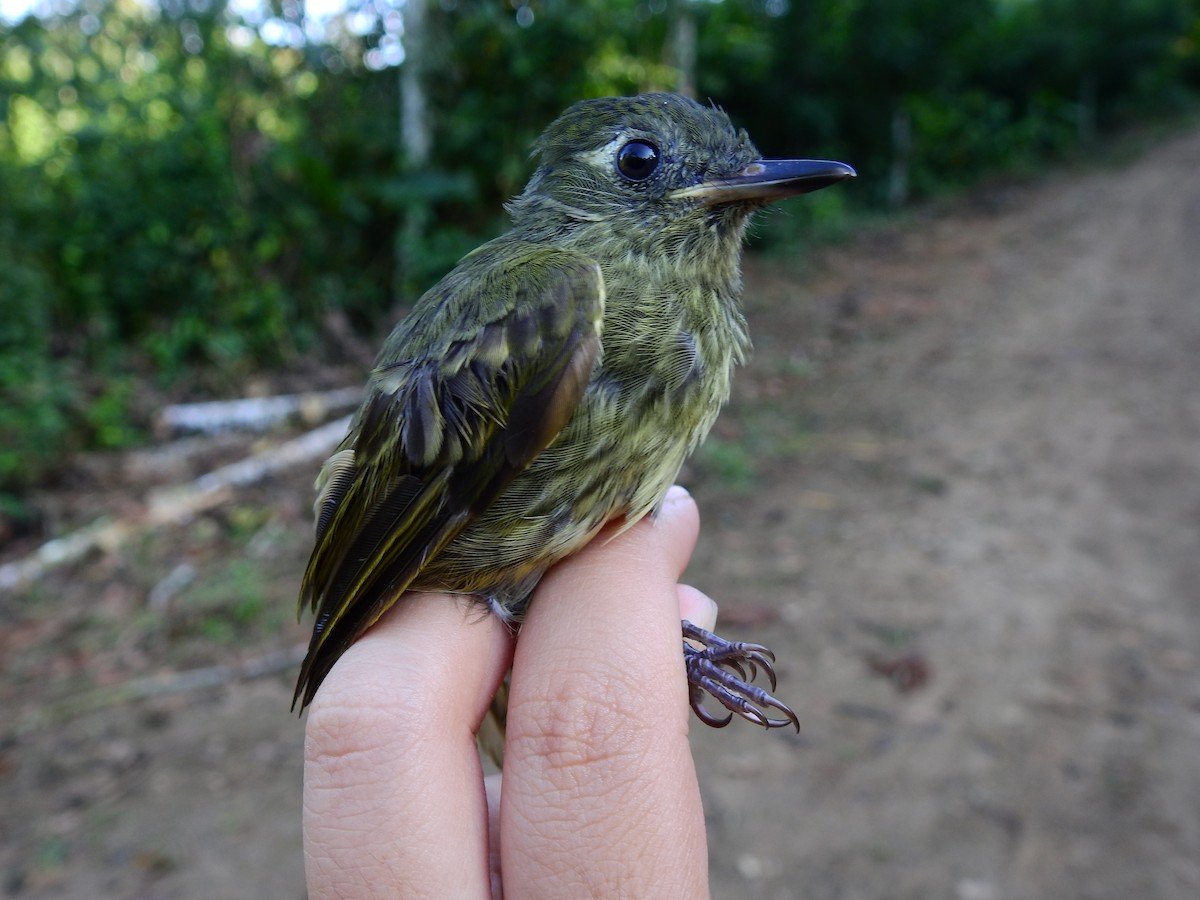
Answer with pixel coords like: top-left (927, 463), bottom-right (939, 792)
top-left (682, 620), bottom-right (800, 731)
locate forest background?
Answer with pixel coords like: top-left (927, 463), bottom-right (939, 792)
top-left (2, 0), bottom-right (1199, 519)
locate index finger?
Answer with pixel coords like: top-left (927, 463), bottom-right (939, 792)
top-left (302, 592), bottom-right (513, 899)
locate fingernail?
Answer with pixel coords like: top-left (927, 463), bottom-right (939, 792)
top-left (664, 484), bottom-right (691, 505)
top-left (679, 585), bottom-right (718, 633)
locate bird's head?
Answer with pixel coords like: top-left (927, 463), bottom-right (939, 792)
top-left (506, 93), bottom-right (854, 267)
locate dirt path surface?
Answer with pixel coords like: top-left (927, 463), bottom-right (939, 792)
top-left (3, 127), bottom-right (1199, 899)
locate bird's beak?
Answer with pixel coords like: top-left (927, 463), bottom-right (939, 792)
top-left (671, 158), bottom-right (856, 206)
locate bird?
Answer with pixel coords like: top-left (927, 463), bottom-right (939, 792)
top-left (294, 93), bottom-right (854, 733)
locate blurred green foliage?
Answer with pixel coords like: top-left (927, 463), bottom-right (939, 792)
top-left (1, 0), bottom-right (1198, 500)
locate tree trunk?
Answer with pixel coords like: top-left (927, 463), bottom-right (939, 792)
top-left (888, 103), bottom-right (912, 208)
top-left (397, 0), bottom-right (431, 300)
top-left (668, 0), bottom-right (697, 98)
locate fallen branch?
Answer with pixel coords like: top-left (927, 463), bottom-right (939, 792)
top-left (0, 517), bottom-right (135, 595)
top-left (0, 415), bottom-right (351, 593)
top-left (148, 414), bottom-right (352, 517)
top-left (158, 387), bottom-right (362, 435)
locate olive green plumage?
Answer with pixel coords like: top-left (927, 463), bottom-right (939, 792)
top-left (295, 93), bottom-right (853, 722)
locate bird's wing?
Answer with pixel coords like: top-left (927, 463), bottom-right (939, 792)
top-left (294, 243), bottom-right (604, 708)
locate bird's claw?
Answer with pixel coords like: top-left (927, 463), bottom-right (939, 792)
top-left (682, 620), bottom-right (799, 731)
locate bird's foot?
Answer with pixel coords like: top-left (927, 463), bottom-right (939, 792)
top-left (682, 620), bottom-right (799, 731)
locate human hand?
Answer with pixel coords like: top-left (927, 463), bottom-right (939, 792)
top-left (302, 485), bottom-right (714, 898)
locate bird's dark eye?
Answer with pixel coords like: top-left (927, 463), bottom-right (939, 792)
top-left (616, 140), bottom-right (660, 181)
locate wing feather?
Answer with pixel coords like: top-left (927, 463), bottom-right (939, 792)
top-left (294, 242), bottom-right (604, 708)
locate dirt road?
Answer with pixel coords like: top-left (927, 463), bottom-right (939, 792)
top-left (3, 126), bottom-right (1198, 898)
top-left (697, 125), bottom-right (1200, 899)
